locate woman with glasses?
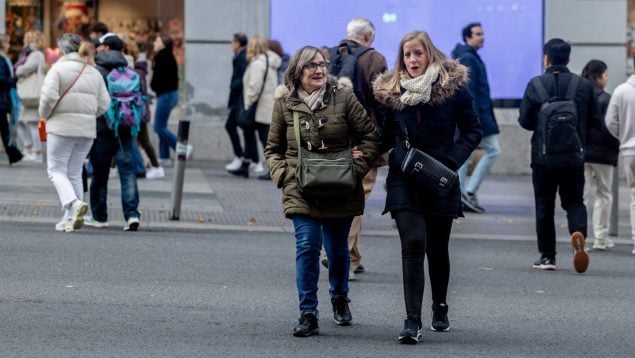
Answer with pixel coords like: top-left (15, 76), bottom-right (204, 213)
top-left (264, 46), bottom-right (379, 337)
top-left (227, 35), bottom-right (281, 179)
top-left (373, 31), bottom-right (481, 344)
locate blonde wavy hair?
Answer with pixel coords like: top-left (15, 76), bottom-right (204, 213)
top-left (246, 35), bottom-right (268, 62)
top-left (24, 31), bottom-right (45, 50)
top-left (379, 30), bottom-right (451, 94)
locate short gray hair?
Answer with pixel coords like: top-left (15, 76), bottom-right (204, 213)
top-left (346, 18), bottom-right (375, 42)
top-left (57, 33), bottom-right (82, 55)
top-left (285, 46), bottom-right (324, 95)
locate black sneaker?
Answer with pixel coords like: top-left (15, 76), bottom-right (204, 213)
top-left (398, 318), bottom-right (422, 344)
top-left (462, 192), bottom-right (485, 213)
top-left (431, 303), bottom-right (450, 332)
top-left (532, 256), bottom-right (556, 270)
top-left (331, 296), bottom-right (352, 326)
top-left (293, 311), bottom-right (319, 337)
top-left (353, 264), bottom-right (365, 274)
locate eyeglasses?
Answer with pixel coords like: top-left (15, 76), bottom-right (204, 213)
top-left (303, 62), bottom-right (328, 72)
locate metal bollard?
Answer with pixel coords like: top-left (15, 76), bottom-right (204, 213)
top-left (609, 165), bottom-right (619, 237)
top-left (169, 120), bottom-right (190, 221)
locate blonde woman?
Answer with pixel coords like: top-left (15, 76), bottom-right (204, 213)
top-left (39, 33), bottom-right (110, 232)
top-left (373, 31), bottom-right (481, 343)
top-left (228, 36), bottom-right (281, 178)
top-left (16, 30), bottom-right (47, 162)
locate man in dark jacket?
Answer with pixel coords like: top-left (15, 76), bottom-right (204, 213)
top-left (518, 38), bottom-right (602, 273)
top-left (323, 18), bottom-right (387, 280)
top-left (87, 34), bottom-right (141, 231)
top-left (0, 36), bottom-right (23, 165)
top-left (225, 33), bottom-right (248, 171)
top-left (452, 22), bottom-right (501, 214)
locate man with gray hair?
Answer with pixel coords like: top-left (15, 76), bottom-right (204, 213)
top-left (323, 17), bottom-right (387, 280)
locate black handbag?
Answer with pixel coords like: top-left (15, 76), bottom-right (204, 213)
top-left (293, 111), bottom-right (357, 197)
top-left (238, 54), bottom-right (268, 129)
top-left (397, 118), bottom-right (457, 196)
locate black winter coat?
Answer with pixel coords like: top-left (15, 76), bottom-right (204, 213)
top-left (228, 47), bottom-right (248, 109)
top-left (451, 43), bottom-right (499, 137)
top-left (373, 61), bottom-right (482, 217)
top-left (518, 65), bottom-right (602, 166)
top-left (585, 86), bottom-right (619, 166)
top-left (150, 48), bottom-right (179, 96)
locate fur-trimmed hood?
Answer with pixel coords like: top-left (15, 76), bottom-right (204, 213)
top-left (373, 60), bottom-right (468, 111)
top-left (274, 75), bottom-right (353, 100)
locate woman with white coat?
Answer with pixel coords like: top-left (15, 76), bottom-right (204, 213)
top-left (16, 30), bottom-right (47, 162)
top-left (39, 33), bottom-right (110, 232)
top-left (227, 35), bottom-right (281, 179)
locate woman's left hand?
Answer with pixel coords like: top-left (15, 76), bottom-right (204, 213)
top-left (352, 146), bottom-right (363, 159)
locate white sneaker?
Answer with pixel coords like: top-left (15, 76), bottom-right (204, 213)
top-left (250, 162), bottom-right (265, 173)
top-left (70, 200), bottom-right (89, 230)
top-left (606, 238), bottom-right (615, 249)
top-left (592, 239), bottom-right (607, 251)
top-left (84, 215), bottom-right (109, 228)
top-left (186, 144), bottom-right (193, 159)
top-left (145, 166), bottom-right (165, 179)
top-left (159, 158), bottom-right (173, 168)
top-left (225, 157), bottom-right (243, 171)
top-left (124, 217), bottom-right (140, 231)
top-left (55, 218), bottom-right (74, 232)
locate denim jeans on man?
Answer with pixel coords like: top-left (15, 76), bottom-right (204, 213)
top-left (153, 90), bottom-right (179, 160)
top-left (292, 215), bottom-right (353, 312)
top-left (89, 136), bottom-right (140, 222)
top-left (458, 134), bottom-right (501, 194)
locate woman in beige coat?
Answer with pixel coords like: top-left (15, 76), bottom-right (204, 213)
top-left (16, 30), bottom-right (47, 162)
top-left (39, 33), bottom-right (110, 232)
top-left (264, 45), bottom-right (379, 337)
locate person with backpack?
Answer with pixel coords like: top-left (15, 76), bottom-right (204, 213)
top-left (321, 18), bottom-right (387, 280)
top-left (605, 57), bottom-right (635, 256)
top-left (87, 34), bottom-right (142, 231)
top-left (38, 33), bottom-right (110, 232)
top-left (518, 38), bottom-right (602, 273)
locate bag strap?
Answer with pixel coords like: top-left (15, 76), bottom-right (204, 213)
top-left (48, 62), bottom-right (87, 118)
top-left (531, 77), bottom-right (550, 103)
top-left (396, 117), bottom-right (412, 149)
top-left (253, 54), bottom-right (269, 103)
top-left (293, 110), bottom-right (302, 165)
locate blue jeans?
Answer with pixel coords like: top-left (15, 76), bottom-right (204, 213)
top-left (458, 134), bottom-right (501, 194)
top-left (89, 136), bottom-right (140, 222)
top-left (131, 140), bottom-right (146, 175)
top-left (153, 90), bottom-right (179, 160)
top-left (291, 215), bottom-right (353, 312)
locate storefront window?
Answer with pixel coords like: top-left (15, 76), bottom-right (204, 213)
top-left (6, 0), bottom-right (43, 58)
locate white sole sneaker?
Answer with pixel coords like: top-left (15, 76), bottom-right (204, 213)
top-left (70, 201), bottom-right (89, 231)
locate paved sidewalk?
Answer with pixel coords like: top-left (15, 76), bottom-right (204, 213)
top-left (1, 158), bottom-right (633, 245)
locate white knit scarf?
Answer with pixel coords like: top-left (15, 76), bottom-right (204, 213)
top-left (298, 85), bottom-right (326, 111)
top-left (399, 64), bottom-right (440, 106)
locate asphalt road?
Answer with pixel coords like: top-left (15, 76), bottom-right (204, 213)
top-left (1, 222), bottom-right (634, 357)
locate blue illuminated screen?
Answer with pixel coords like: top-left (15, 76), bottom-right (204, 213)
top-left (271, 0), bottom-right (543, 100)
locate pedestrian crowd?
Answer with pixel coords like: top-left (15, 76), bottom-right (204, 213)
top-left (1, 17), bottom-right (635, 345)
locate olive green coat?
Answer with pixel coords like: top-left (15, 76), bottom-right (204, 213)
top-left (264, 77), bottom-right (380, 218)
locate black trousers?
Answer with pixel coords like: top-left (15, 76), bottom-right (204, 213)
top-left (531, 163), bottom-right (587, 259)
top-left (0, 109), bottom-right (23, 164)
top-left (394, 210), bottom-right (453, 323)
top-left (243, 122), bottom-right (269, 164)
top-left (225, 105), bottom-right (244, 159)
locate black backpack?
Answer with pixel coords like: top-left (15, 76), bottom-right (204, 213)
top-left (327, 43), bottom-right (372, 103)
top-left (531, 72), bottom-right (584, 168)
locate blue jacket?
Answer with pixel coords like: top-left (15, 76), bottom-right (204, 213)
top-left (451, 43), bottom-right (499, 137)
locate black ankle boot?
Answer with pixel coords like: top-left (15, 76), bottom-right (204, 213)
top-left (228, 161), bottom-right (249, 178)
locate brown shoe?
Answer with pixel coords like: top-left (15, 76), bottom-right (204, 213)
top-left (571, 231), bottom-right (589, 273)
